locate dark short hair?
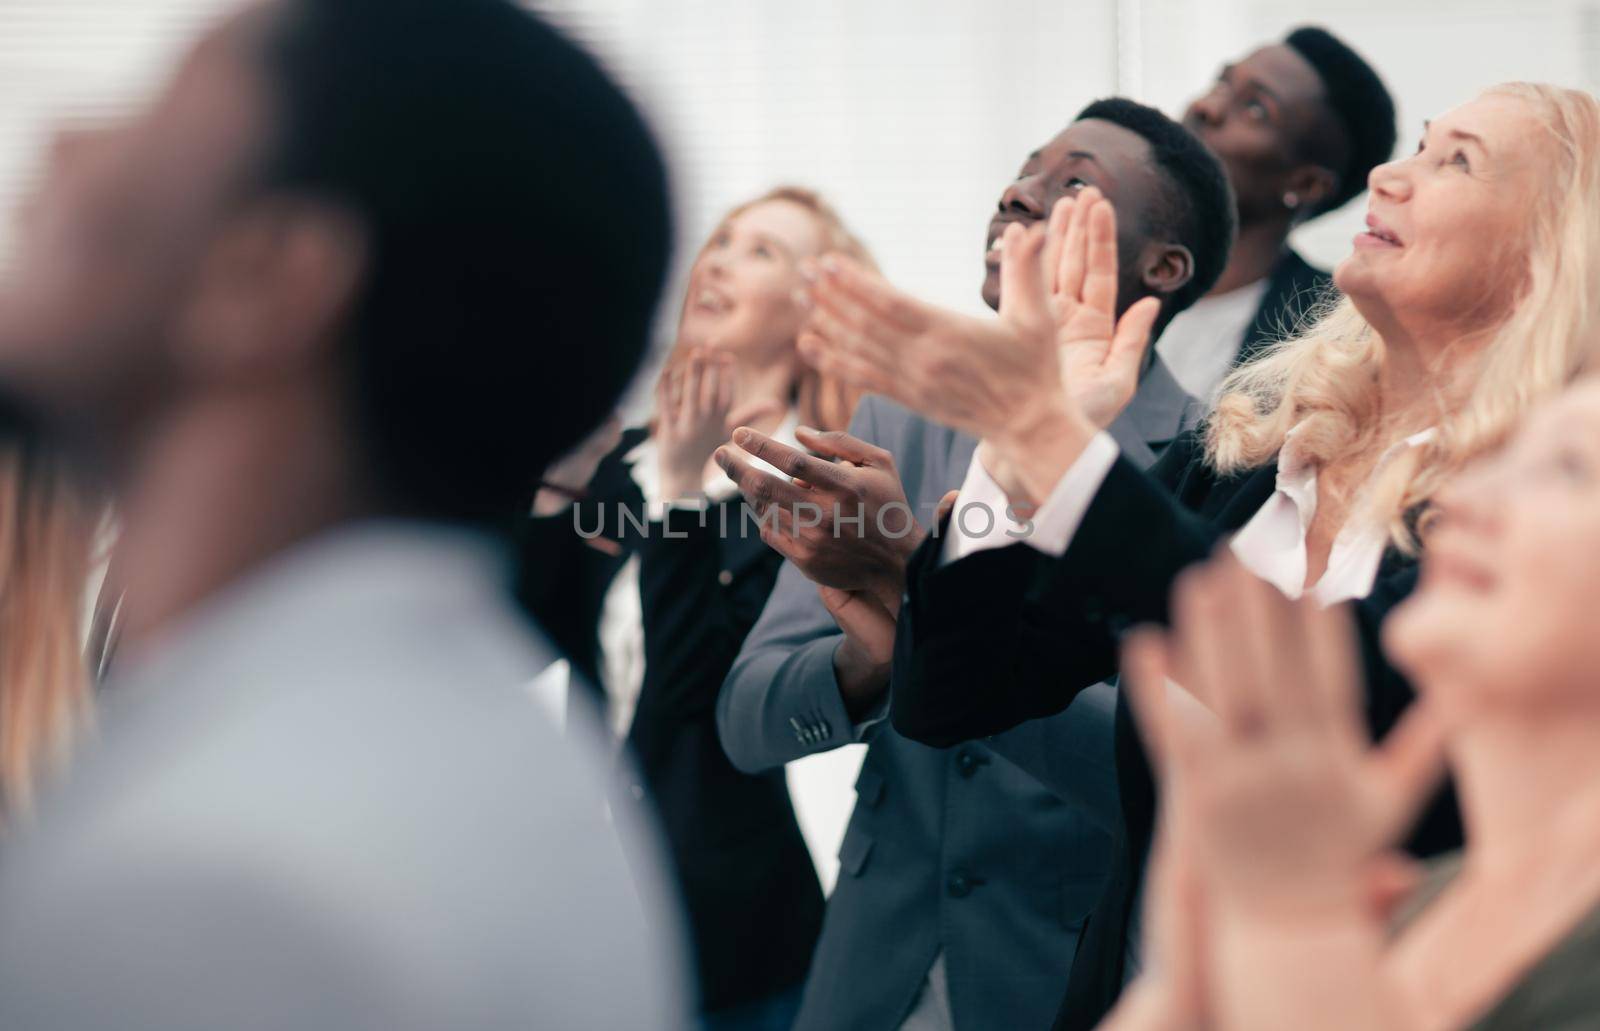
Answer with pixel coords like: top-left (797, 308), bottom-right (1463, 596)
top-left (262, 0), bottom-right (671, 526)
top-left (1074, 97), bottom-right (1238, 322)
top-left (1285, 26), bottom-right (1397, 216)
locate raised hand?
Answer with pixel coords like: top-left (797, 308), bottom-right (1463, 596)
top-left (797, 190), bottom-right (1162, 509)
top-left (1119, 555), bottom-right (1445, 1031)
top-left (1125, 555), bottom-right (1447, 919)
top-left (1045, 188), bottom-right (1163, 431)
top-left (713, 425), bottom-right (923, 612)
top-left (796, 229), bottom-right (1068, 450)
top-left (655, 347), bottom-right (783, 501)
top-left (1097, 815), bottom-right (1210, 1031)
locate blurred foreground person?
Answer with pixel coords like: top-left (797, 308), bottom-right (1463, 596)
top-left (0, 404), bottom-right (97, 826)
top-left (1111, 379), bottom-right (1600, 1029)
top-left (520, 186), bottom-right (873, 1030)
top-left (0, 1), bottom-right (687, 1029)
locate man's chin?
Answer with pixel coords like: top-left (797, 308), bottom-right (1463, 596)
top-left (980, 269), bottom-right (1000, 312)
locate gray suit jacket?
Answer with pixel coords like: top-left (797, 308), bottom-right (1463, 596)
top-left (0, 524), bottom-right (687, 1031)
top-left (717, 359), bottom-right (1194, 1030)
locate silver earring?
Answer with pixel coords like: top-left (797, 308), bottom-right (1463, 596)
top-left (1283, 191), bottom-right (1300, 210)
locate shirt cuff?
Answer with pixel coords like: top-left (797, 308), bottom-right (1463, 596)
top-left (851, 694), bottom-right (889, 740)
top-left (939, 432), bottom-right (1119, 564)
top-left (1021, 431), bottom-right (1119, 557)
top-left (642, 487), bottom-right (713, 522)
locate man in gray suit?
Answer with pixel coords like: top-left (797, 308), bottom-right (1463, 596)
top-left (0, 2), bottom-right (686, 1028)
top-left (715, 98), bottom-right (1237, 1030)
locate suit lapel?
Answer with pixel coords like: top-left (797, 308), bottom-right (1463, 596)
top-left (1110, 355), bottom-right (1197, 465)
top-left (1238, 250), bottom-right (1333, 366)
top-left (1208, 460), bottom-right (1282, 531)
top-left (944, 428), bottom-right (978, 492)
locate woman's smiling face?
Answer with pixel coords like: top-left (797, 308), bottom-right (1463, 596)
top-left (677, 198), bottom-right (825, 364)
top-left (1386, 379), bottom-right (1600, 714)
top-left (1336, 93), bottom-right (1551, 337)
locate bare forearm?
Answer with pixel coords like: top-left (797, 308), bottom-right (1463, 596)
top-left (1212, 909), bottom-right (1412, 1031)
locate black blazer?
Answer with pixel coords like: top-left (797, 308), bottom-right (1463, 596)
top-left (890, 431), bottom-right (1462, 1030)
top-left (1237, 248), bottom-right (1333, 366)
top-left (516, 429), bottom-right (824, 1014)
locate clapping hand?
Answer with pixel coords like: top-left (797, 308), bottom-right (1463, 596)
top-left (796, 188), bottom-right (1161, 504)
top-left (655, 347), bottom-right (782, 501)
top-left (813, 489), bottom-right (956, 720)
top-left (713, 426), bottom-right (923, 612)
top-left (1044, 188), bottom-right (1163, 434)
top-left (1116, 554), bottom-right (1446, 1031)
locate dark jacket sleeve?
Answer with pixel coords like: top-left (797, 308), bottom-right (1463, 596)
top-left (513, 430), bottom-right (645, 696)
top-left (891, 435), bottom-right (1217, 747)
top-left (515, 510), bottom-right (602, 676)
top-left (891, 433), bottom-right (1435, 758)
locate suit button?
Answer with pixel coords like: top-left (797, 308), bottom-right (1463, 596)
top-left (717, 569), bottom-right (733, 586)
top-left (946, 872), bottom-right (973, 898)
top-left (955, 749), bottom-right (983, 778)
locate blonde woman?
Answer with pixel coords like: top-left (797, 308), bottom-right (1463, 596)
top-left (519, 186), bottom-right (873, 1029)
top-left (1113, 376), bottom-right (1600, 1030)
top-left (0, 426), bottom-right (96, 827)
top-left (796, 83), bottom-right (1600, 1028)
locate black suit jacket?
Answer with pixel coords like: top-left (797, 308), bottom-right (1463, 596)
top-left (1237, 248), bottom-right (1333, 366)
top-left (516, 430), bottom-right (824, 1014)
top-left (891, 432), bottom-right (1462, 1030)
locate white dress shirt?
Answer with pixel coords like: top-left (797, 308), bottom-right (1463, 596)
top-left (944, 424), bottom-right (1435, 604)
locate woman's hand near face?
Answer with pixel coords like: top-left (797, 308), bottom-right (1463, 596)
top-left (654, 347), bottom-right (781, 501)
top-left (1119, 555), bottom-right (1447, 1031)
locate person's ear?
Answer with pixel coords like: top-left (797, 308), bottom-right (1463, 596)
top-left (1284, 164), bottom-right (1339, 219)
top-left (1139, 241), bottom-right (1194, 299)
top-left (170, 198), bottom-right (367, 387)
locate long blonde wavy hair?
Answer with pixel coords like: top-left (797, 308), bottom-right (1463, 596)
top-left (1206, 83), bottom-right (1600, 548)
top-left (0, 439), bottom-right (95, 824)
top-left (668, 186), bottom-right (877, 433)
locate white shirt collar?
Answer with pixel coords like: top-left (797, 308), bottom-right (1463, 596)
top-left (1276, 422), bottom-right (1437, 489)
top-left (1230, 424), bottom-right (1435, 605)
